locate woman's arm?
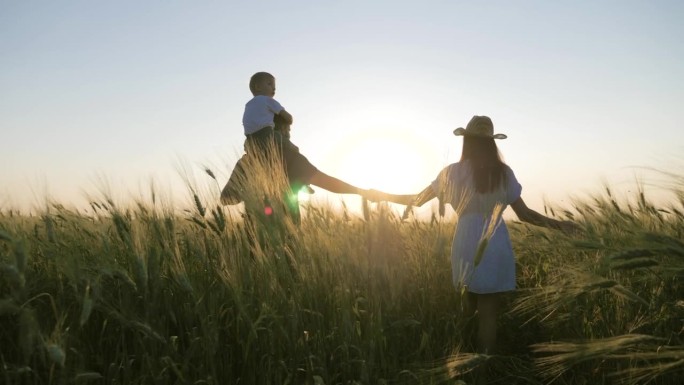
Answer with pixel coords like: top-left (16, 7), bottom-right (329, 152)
top-left (510, 197), bottom-right (579, 233)
top-left (413, 185), bottom-right (437, 207)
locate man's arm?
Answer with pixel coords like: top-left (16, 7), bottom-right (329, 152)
top-left (309, 171), bottom-right (368, 195)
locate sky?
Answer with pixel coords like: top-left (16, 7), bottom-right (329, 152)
top-left (1, 0), bottom-right (683, 217)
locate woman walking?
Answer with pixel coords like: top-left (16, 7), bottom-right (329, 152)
top-left (372, 115), bottom-right (578, 354)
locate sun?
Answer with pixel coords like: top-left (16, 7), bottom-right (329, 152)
top-left (326, 128), bottom-right (441, 195)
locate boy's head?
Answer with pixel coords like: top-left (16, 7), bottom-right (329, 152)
top-left (249, 72), bottom-right (276, 97)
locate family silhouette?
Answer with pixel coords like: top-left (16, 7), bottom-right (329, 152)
top-left (221, 72), bottom-right (580, 355)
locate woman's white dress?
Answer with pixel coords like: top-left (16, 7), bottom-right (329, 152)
top-left (431, 161), bottom-right (522, 294)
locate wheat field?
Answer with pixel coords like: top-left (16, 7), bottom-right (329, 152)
top-left (1, 167), bottom-right (683, 384)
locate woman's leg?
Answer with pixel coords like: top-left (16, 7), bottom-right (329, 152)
top-left (463, 291), bottom-right (477, 318)
top-left (475, 293), bottom-right (501, 354)
top-left (459, 291), bottom-right (478, 351)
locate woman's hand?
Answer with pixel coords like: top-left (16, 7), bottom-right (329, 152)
top-left (557, 220), bottom-right (582, 235)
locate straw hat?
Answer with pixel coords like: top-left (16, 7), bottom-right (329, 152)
top-left (453, 115), bottom-right (507, 139)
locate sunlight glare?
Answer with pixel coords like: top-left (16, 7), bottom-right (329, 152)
top-left (329, 129), bottom-right (439, 194)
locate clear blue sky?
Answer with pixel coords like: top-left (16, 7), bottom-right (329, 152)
top-left (1, 1), bottom-right (683, 214)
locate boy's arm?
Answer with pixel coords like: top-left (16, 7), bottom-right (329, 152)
top-left (278, 109), bottom-right (293, 125)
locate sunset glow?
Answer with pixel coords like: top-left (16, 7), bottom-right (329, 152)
top-left (0, 2), bottom-right (682, 213)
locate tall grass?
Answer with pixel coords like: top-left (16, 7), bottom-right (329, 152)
top-left (0, 164), bottom-right (682, 384)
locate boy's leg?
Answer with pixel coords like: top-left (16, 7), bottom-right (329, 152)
top-left (245, 127), bottom-right (280, 156)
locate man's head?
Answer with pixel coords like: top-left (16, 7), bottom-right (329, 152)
top-left (249, 72), bottom-right (276, 96)
top-left (273, 113), bottom-right (291, 139)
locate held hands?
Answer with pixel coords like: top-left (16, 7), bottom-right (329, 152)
top-left (360, 189), bottom-right (417, 206)
top-left (360, 188), bottom-right (388, 202)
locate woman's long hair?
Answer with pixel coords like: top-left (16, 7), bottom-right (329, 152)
top-left (460, 136), bottom-right (506, 193)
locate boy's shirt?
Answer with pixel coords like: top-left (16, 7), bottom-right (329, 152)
top-left (243, 95), bottom-right (284, 135)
